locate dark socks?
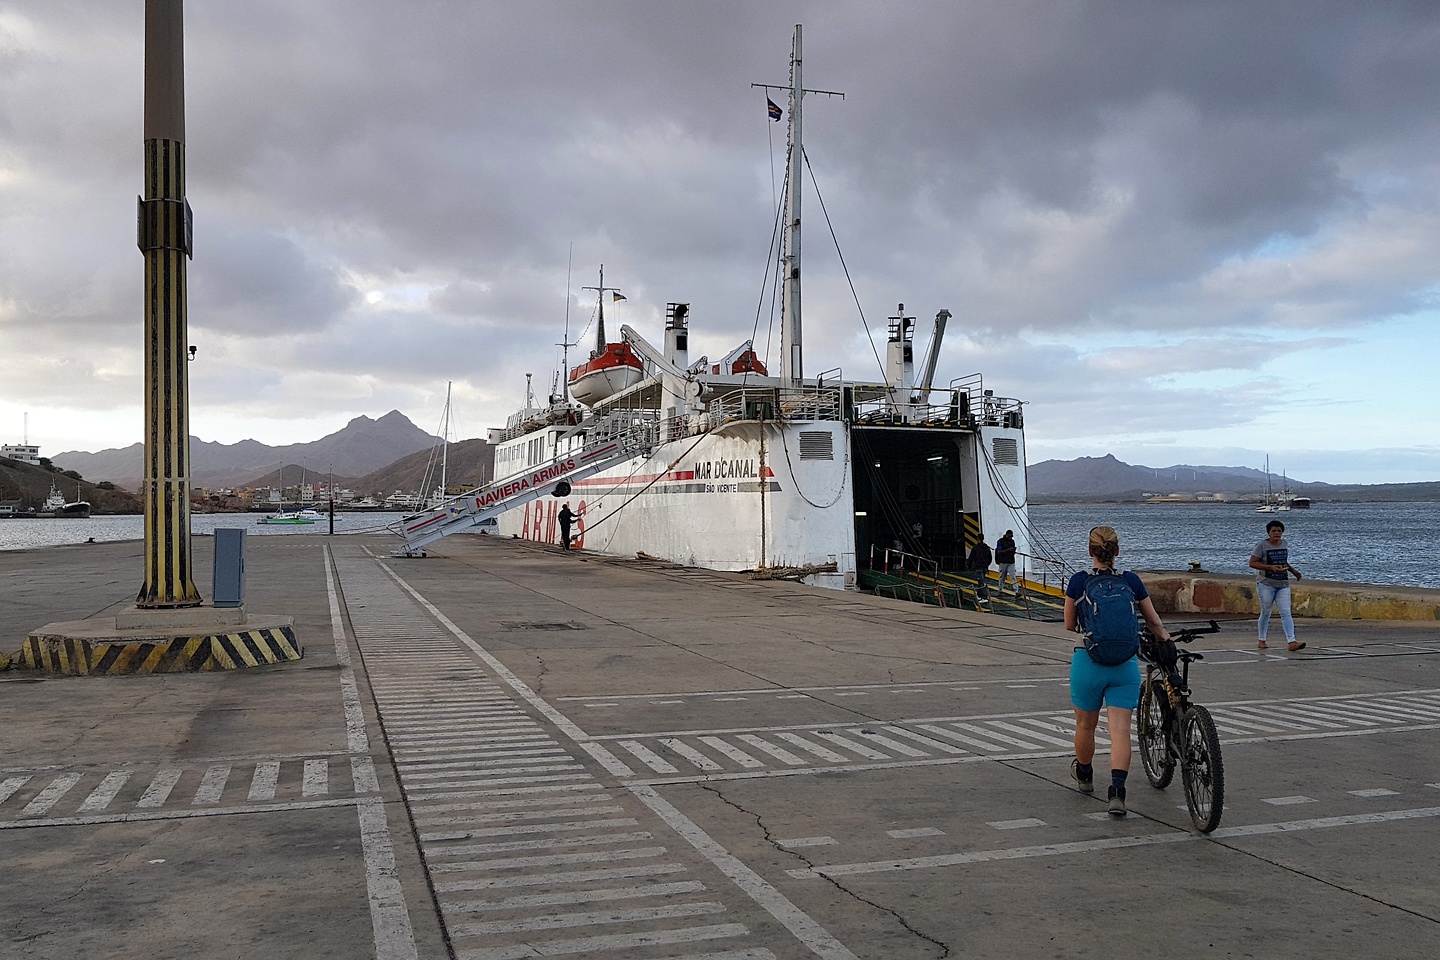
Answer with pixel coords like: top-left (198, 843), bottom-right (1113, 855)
top-left (1076, 762), bottom-right (1093, 782)
top-left (1110, 769), bottom-right (1128, 799)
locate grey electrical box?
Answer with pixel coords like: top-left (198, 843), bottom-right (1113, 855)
top-left (213, 528), bottom-right (246, 607)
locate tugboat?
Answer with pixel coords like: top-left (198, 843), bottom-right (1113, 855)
top-left (40, 480), bottom-right (91, 518)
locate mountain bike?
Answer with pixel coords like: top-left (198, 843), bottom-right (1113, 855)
top-left (1136, 621), bottom-right (1225, 832)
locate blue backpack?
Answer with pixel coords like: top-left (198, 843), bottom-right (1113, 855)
top-left (1078, 570), bottom-right (1140, 665)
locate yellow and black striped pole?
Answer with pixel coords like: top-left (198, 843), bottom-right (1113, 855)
top-left (135, 0), bottom-right (200, 608)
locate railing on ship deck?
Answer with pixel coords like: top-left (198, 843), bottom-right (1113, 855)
top-left (669, 385), bottom-right (844, 438)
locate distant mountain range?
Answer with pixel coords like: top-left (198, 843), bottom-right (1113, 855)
top-left (53, 411), bottom-right (444, 492)
top-left (1030, 454), bottom-right (1440, 502)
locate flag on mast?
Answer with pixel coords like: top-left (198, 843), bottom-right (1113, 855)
top-left (767, 98), bottom-right (782, 121)
top-left (612, 292), bottom-right (627, 302)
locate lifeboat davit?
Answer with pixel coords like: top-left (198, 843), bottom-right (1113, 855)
top-left (568, 342), bottom-right (645, 406)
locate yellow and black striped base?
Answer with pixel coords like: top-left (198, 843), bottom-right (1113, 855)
top-left (19, 623), bottom-right (302, 676)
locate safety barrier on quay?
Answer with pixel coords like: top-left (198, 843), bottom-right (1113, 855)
top-left (18, 623), bottom-right (303, 676)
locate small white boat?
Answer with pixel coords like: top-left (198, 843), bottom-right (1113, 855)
top-left (566, 266), bottom-right (645, 406)
top-left (260, 508), bottom-right (326, 525)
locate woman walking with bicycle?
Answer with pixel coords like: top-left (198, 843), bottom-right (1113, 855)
top-left (1065, 526), bottom-right (1173, 817)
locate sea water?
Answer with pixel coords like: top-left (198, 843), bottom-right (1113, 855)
top-left (0, 513), bottom-right (412, 552)
top-left (2, 502), bottom-right (1436, 590)
top-left (1029, 501), bottom-right (1440, 589)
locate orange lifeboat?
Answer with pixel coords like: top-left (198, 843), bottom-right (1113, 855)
top-left (568, 342), bottom-right (645, 406)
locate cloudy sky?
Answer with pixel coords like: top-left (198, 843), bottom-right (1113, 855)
top-left (2, 0), bottom-right (1437, 483)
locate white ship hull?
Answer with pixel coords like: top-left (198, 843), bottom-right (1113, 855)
top-left (494, 415), bottom-right (1030, 589)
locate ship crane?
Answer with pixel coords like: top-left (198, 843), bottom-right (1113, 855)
top-left (911, 309), bottom-right (950, 404)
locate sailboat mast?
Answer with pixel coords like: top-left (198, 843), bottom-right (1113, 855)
top-left (781, 25), bottom-right (804, 387)
top-left (441, 380), bottom-right (451, 497)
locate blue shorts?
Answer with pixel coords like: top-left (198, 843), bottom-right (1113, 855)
top-left (1069, 648), bottom-right (1141, 711)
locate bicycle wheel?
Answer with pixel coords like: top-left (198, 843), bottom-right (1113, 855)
top-left (1181, 704), bottom-right (1225, 833)
top-left (1137, 674), bottom-right (1174, 789)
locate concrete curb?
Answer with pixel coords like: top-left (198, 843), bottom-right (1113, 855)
top-left (1139, 572), bottom-right (1440, 621)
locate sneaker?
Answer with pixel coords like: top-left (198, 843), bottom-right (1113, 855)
top-left (1071, 759), bottom-right (1093, 795)
top-left (1108, 786), bottom-right (1127, 818)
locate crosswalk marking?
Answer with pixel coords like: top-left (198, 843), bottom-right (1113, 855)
top-left (772, 733), bottom-right (852, 763)
top-left (194, 764), bottom-right (232, 805)
top-left (617, 741), bottom-right (680, 774)
top-left (454, 923), bottom-right (752, 960)
top-left (22, 773), bottom-right (82, 816)
top-left (699, 736), bottom-right (764, 768)
top-left (811, 731), bottom-right (888, 760)
top-left (248, 761), bottom-right (280, 801)
top-left (844, 729), bottom-right (928, 758)
top-left (452, 900), bottom-right (729, 937)
top-left (0, 776), bottom-right (31, 805)
top-left (441, 880), bottom-right (706, 914)
top-left (138, 768), bottom-right (182, 808)
top-left (735, 735), bottom-right (808, 766)
top-left (78, 771), bottom-right (131, 812)
top-left (660, 738), bottom-right (723, 771)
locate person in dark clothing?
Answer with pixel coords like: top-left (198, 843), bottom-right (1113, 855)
top-left (995, 530), bottom-right (1019, 595)
top-left (967, 539), bottom-right (993, 600)
top-left (558, 503), bottom-right (575, 550)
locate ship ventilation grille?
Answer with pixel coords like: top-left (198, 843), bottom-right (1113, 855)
top-left (798, 431), bottom-right (834, 460)
top-left (992, 437), bottom-right (1019, 465)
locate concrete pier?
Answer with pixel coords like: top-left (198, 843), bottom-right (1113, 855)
top-left (3, 533), bottom-right (1440, 958)
top-left (1141, 570), bottom-right (1440, 621)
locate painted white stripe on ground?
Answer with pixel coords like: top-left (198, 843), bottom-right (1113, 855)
top-left (772, 733), bottom-right (851, 764)
top-left (378, 561), bottom-right (635, 780)
top-left (402, 763), bottom-right (582, 781)
top-left (811, 732), bottom-right (887, 760)
top-left (951, 722), bottom-right (1048, 751)
top-left (193, 764), bottom-right (232, 805)
top-left (397, 750), bottom-right (568, 768)
top-left (844, 729), bottom-right (927, 758)
top-left (779, 836), bottom-right (837, 848)
top-left (0, 797), bottom-right (361, 830)
top-left (77, 771), bottom-right (131, 812)
top-left (406, 773), bottom-right (591, 791)
top-left (699, 737), bottom-right (764, 768)
top-left (0, 775), bottom-right (32, 805)
top-left (736, 735), bottom-right (808, 766)
top-left (324, 548), bottom-right (372, 755)
top-left (914, 723), bottom-right (1009, 752)
top-left (793, 805), bottom-right (1440, 880)
top-left (660, 738), bottom-right (723, 771)
top-left (357, 796), bottom-right (419, 960)
top-left (415, 794), bottom-right (612, 814)
top-left (248, 761), bottom-right (280, 801)
top-left (878, 726), bottom-right (967, 755)
top-left (420, 817), bottom-right (639, 842)
top-left (429, 845), bottom-right (667, 873)
top-left (22, 773), bottom-right (83, 816)
top-left (988, 818), bottom-right (1046, 830)
top-left (352, 756), bottom-right (380, 794)
top-left (617, 741), bottom-right (680, 774)
top-left (888, 827), bottom-right (943, 838)
top-left (1262, 796), bottom-right (1315, 805)
top-left (137, 768), bottom-right (182, 809)
top-left (453, 923), bottom-right (750, 960)
top-left (987, 721), bottom-right (1074, 749)
top-left (302, 759), bottom-right (329, 798)
top-left (413, 805), bottom-right (624, 827)
top-left (452, 901), bottom-right (728, 937)
top-left (629, 784), bottom-right (859, 960)
top-left (433, 862), bottom-right (688, 892)
top-left (424, 831), bottom-right (654, 858)
top-left (1349, 788), bottom-right (1400, 798)
top-left (441, 880), bottom-right (705, 914)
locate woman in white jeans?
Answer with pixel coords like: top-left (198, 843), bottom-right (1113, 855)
top-left (1249, 519), bottom-right (1305, 652)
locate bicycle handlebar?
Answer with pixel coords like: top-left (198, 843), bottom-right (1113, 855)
top-left (1143, 620), bottom-right (1222, 643)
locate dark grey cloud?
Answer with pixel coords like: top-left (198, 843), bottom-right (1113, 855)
top-left (3, 0), bottom-right (1440, 480)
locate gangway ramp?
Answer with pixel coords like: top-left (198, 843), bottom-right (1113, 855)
top-left (392, 416), bottom-right (657, 556)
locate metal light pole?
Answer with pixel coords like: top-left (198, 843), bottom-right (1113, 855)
top-left (135, 0), bottom-right (200, 608)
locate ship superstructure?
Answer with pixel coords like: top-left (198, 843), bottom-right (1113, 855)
top-left (395, 26), bottom-right (1031, 589)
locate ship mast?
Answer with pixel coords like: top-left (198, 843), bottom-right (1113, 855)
top-left (755, 25), bottom-right (842, 388)
top-left (580, 265), bottom-right (622, 358)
